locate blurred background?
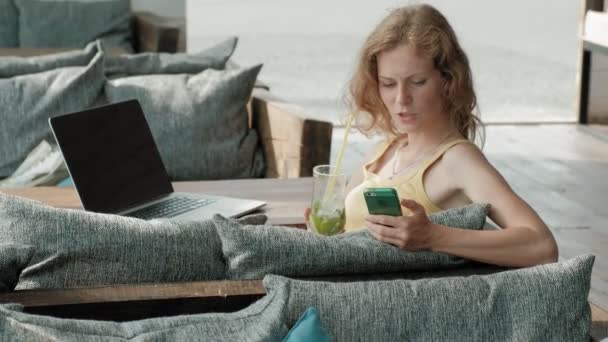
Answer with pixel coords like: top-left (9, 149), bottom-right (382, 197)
top-left (182, 0), bottom-right (580, 125)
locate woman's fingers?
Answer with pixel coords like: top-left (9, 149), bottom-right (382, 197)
top-left (366, 214), bottom-right (400, 227)
top-left (367, 225), bottom-right (403, 247)
top-left (400, 199), bottom-right (426, 216)
top-left (365, 221), bottom-right (402, 239)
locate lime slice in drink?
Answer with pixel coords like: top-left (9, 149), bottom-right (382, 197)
top-left (310, 200), bottom-right (345, 236)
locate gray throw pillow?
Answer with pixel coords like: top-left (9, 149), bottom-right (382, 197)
top-left (105, 64), bottom-right (266, 181)
top-left (214, 203), bottom-right (490, 279)
top-left (0, 44), bottom-right (105, 178)
top-left (0, 0), bottom-right (18, 46)
top-left (105, 37), bottom-right (238, 76)
top-left (0, 194), bottom-right (227, 290)
top-left (265, 254), bottom-right (594, 341)
top-left (15, 0), bottom-right (132, 52)
top-left (0, 284), bottom-right (289, 341)
top-left (0, 40), bottom-right (100, 78)
top-left (0, 244), bottom-right (35, 291)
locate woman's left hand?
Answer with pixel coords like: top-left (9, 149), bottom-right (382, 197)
top-left (365, 199), bottom-right (438, 251)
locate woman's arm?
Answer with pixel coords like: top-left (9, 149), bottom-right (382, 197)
top-left (365, 144), bottom-right (559, 267)
top-left (432, 144), bottom-right (558, 267)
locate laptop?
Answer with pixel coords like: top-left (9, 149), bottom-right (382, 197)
top-left (48, 99), bottom-right (266, 221)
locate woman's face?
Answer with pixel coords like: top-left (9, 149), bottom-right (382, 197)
top-left (376, 44), bottom-right (446, 133)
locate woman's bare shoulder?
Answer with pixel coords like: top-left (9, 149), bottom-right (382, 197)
top-left (441, 140), bottom-right (509, 190)
top-left (441, 141), bottom-right (497, 178)
top-left (443, 141), bottom-right (488, 165)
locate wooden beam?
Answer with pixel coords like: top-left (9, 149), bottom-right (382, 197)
top-left (577, 0), bottom-right (606, 123)
top-left (0, 280), bottom-right (265, 307)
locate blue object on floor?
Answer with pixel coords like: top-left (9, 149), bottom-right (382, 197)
top-left (283, 307), bottom-right (331, 342)
top-left (57, 177), bottom-right (74, 187)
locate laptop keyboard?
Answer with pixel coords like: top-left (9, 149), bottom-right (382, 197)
top-left (126, 196), bottom-right (217, 220)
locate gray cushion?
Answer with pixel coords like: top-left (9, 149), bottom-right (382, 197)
top-left (105, 37), bottom-right (238, 76)
top-left (0, 0), bottom-right (18, 46)
top-left (0, 284), bottom-right (289, 341)
top-left (0, 244), bottom-right (35, 291)
top-left (0, 194), bottom-right (228, 289)
top-left (214, 204), bottom-right (490, 279)
top-left (105, 64), bottom-right (266, 181)
top-left (0, 44), bottom-right (105, 178)
top-left (15, 0), bottom-right (132, 51)
top-left (264, 254), bottom-right (594, 341)
top-left (0, 40), bottom-right (100, 78)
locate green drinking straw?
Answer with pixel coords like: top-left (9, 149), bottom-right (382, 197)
top-left (322, 112), bottom-right (354, 204)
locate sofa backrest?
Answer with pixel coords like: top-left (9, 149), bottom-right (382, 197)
top-left (0, 11), bottom-right (181, 55)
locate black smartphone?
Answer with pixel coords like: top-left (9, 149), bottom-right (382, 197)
top-left (363, 187), bottom-right (403, 216)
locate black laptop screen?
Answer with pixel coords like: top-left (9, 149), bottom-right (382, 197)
top-left (50, 100), bottom-right (174, 213)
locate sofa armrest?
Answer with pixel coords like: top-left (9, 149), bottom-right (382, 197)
top-left (250, 88), bottom-right (333, 178)
top-left (132, 12), bottom-right (183, 53)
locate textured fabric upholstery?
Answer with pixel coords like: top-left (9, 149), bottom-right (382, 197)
top-left (0, 43), bottom-right (105, 178)
top-left (105, 64), bottom-right (266, 181)
top-left (264, 254), bottom-right (594, 341)
top-left (0, 244), bottom-right (35, 291)
top-left (105, 37), bottom-right (238, 76)
top-left (0, 40), bottom-right (100, 78)
top-left (0, 0), bottom-right (18, 46)
top-left (15, 0), bottom-right (132, 51)
top-left (0, 285), bottom-right (289, 341)
top-left (0, 194), bottom-right (227, 289)
top-left (215, 204), bottom-right (490, 279)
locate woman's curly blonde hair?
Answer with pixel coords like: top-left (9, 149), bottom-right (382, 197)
top-left (346, 4), bottom-right (484, 145)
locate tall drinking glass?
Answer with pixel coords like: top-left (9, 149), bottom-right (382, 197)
top-left (309, 165), bottom-right (346, 236)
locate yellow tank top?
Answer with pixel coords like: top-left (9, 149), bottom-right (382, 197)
top-left (343, 138), bottom-right (473, 232)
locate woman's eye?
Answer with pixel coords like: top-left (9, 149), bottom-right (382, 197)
top-left (381, 83), bottom-right (395, 88)
top-left (412, 79), bottom-right (427, 86)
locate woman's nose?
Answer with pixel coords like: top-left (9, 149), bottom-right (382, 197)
top-left (396, 85), bottom-right (412, 106)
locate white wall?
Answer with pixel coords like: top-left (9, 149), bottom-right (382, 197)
top-left (131, 0), bottom-right (184, 18)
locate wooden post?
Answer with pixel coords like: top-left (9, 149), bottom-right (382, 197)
top-left (577, 0), bottom-right (606, 124)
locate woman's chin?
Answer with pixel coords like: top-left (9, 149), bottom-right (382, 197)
top-left (394, 114), bottom-right (419, 127)
top-left (395, 120), bottom-right (419, 133)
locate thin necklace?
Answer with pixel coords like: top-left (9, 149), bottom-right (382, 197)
top-left (390, 131), bottom-right (456, 179)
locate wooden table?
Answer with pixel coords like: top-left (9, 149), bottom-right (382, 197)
top-left (2, 177), bottom-right (313, 226)
top-left (1, 179), bottom-right (607, 340)
top-left (174, 178), bottom-right (311, 226)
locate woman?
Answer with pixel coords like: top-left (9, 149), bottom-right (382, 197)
top-left (308, 4), bottom-right (558, 268)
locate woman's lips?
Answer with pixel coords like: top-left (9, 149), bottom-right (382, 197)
top-left (397, 112), bottom-right (417, 121)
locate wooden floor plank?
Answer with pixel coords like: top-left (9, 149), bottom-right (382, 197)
top-left (488, 155), bottom-right (608, 228)
top-left (487, 157), bottom-right (601, 227)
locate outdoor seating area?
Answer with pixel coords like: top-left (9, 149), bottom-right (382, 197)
top-left (1, 0), bottom-right (608, 341)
